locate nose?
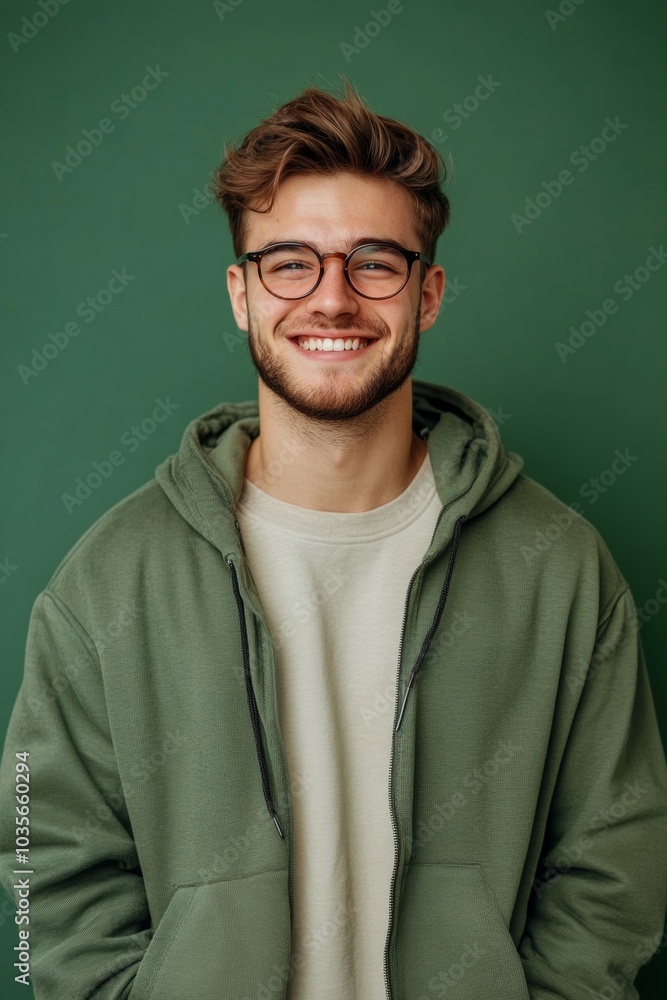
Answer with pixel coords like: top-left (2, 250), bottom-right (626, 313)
top-left (303, 253), bottom-right (360, 318)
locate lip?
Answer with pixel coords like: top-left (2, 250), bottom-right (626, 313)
top-left (287, 334), bottom-right (379, 362)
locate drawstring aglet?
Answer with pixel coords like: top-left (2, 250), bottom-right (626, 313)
top-left (395, 671), bottom-right (416, 732)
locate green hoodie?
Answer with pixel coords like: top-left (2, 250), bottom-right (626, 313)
top-left (1, 379), bottom-right (666, 1000)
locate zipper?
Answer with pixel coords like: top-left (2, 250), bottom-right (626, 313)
top-left (382, 507), bottom-right (465, 1000)
top-left (383, 559), bottom-right (419, 1000)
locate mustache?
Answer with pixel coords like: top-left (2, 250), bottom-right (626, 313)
top-left (277, 317), bottom-right (390, 338)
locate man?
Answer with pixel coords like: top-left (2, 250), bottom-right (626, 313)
top-left (1, 79), bottom-right (666, 1000)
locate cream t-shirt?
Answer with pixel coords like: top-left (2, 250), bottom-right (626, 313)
top-left (235, 448), bottom-right (441, 999)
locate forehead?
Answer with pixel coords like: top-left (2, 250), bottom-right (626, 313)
top-left (243, 171), bottom-right (421, 250)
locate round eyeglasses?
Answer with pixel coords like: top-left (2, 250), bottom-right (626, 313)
top-left (236, 241), bottom-right (433, 300)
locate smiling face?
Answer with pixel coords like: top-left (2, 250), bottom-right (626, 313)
top-left (226, 171), bottom-right (445, 422)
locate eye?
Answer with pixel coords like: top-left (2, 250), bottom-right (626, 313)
top-left (349, 245), bottom-right (406, 275)
top-left (275, 260), bottom-right (309, 271)
top-left (261, 246), bottom-right (319, 275)
top-left (357, 259), bottom-right (395, 271)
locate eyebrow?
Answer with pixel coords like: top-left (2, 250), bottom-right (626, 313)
top-left (255, 235), bottom-right (408, 252)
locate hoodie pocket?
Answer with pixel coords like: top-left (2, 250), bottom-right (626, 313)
top-left (128, 867), bottom-right (291, 1000)
top-left (394, 862), bottom-right (529, 1000)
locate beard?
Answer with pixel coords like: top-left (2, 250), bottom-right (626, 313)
top-left (245, 303), bottom-right (423, 423)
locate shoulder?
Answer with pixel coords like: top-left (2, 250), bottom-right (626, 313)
top-left (492, 471), bottom-right (629, 615)
top-left (42, 473), bottom-right (187, 624)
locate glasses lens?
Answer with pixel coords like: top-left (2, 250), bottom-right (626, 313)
top-left (259, 244), bottom-right (321, 298)
top-left (347, 244), bottom-right (409, 298)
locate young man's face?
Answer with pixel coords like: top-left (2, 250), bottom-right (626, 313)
top-left (227, 171), bottom-right (445, 421)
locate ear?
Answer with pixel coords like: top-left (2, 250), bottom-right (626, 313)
top-left (227, 264), bottom-right (249, 332)
top-left (418, 264), bottom-right (445, 332)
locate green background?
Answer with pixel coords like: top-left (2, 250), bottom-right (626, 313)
top-left (1, 0), bottom-right (666, 995)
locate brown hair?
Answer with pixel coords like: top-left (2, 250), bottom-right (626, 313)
top-left (212, 77), bottom-right (451, 264)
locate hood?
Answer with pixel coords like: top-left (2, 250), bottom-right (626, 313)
top-left (154, 378), bottom-right (524, 835)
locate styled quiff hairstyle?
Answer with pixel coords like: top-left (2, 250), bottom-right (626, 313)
top-left (213, 78), bottom-right (451, 265)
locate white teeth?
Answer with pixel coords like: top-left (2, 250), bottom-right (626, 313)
top-left (296, 336), bottom-right (369, 351)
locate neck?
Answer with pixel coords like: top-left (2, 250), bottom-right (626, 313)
top-left (243, 380), bottom-right (427, 512)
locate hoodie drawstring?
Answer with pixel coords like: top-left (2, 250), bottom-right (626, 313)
top-left (225, 514), bottom-right (465, 836)
top-left (226, 554), bottom-right (285, 839)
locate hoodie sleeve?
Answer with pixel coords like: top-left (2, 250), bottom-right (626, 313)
top-left (0, 590), bottom-right (151, 999)
top-left (518, 584), bottom-right (667, 999)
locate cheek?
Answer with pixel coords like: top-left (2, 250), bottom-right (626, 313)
top-left (263, 304), bottom-right (312, 335)
top-left (248, 299), bottom-right (286, 332)
top-left (387, 305), bottom-right (417, 337)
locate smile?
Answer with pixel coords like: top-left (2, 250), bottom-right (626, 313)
top-left (288, 336), bottom-right (377, 361)
top-left (296, 336), bottom-right (371, 351)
